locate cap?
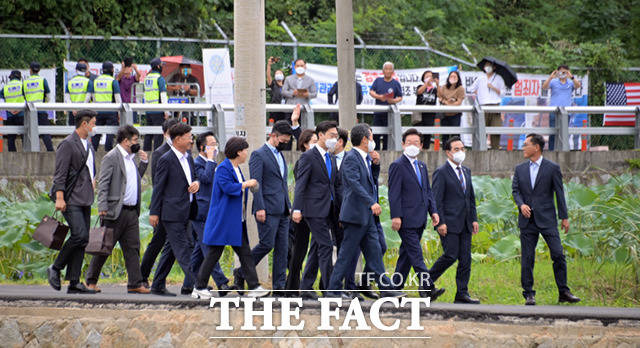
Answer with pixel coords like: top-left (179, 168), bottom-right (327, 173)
top-left (102, 61), bottom-right (114, 70)
top-left (75, 63), bottom-right (87, 72)
top-left (9, 70), bottom-right (21, 80)
top-left (30, 61), bottom-right (41, 71)
top-left (150, 58), bottom-right (162, 67)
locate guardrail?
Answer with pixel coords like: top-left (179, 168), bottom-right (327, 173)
top-left (1, 103), bottom-right (639, 152)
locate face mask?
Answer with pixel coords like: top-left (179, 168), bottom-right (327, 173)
top-left (165, 136), bottom-right (173, 146)
top-left (325, 137), bottom-right (338, 152)
top-left (453, 150), bottom-right (466, 164)
top-left (423, 78), bottom-right (430, 84)
top-left (130, 143), bottom-right (141, 154)
top-left (275, 142), bottom-right (287, 152)
top-left (404, 145), bottom-right (420, 158)
top-left (558, 73), bottom-right (566, 79)
top-left (183, 68), bottom-right (191, 76)
top-left (367, 138), bottom-right (376, 152)
top-left (449, 78), bottom-right (456, 85)
top-left (88, 126), bottom-right (97, 137)
top-left (275, 74), bottom-right (284, 81)
top-left (295, 67), bottom-right (306, 75)
top-left (484, 66), bottom-right (493, 74)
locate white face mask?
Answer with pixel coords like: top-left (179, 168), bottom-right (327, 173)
top-left (452, 150), bottom-right (466, 164)
top-left (367, 138), bottom-right (376, 152)
top-left (275, 74), bottom-right (284, 81)
top-left (165, 136), bottom-right (173, 146)
top-left (558, 72), bottom-right (567, 79)
top-left (88, 126), bottom-right (97, 137)
top-left (404, 145), bottom-right (420, 158)
top-left (423, 78), bottom-right (430, 84)
top-left (325, 137), bottom-right (338, 152)
top-left (484, 66), bottom-right (493, 74)
top-left (295, 66), bottom-right (306, 75)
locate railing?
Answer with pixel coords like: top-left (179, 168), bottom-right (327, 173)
top-left (1, 103), bottom-right (639, 152)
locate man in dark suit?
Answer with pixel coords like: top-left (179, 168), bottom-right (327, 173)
top-left (185, 132), bottom-right (231, 294)
top-left (292, 120), bottom-right (341, 299)
top-left (140, 118), bottom-right (179, 288)
top-left (148, 123), bottom-right (200, 296)
top-left (85, 125), bottom-right (150, 294)
top-left (512, 133), bottom-right (580, 305)
top-left (430, 136), bottom-right (480, 304)
top-left (47, 110), bottom-right (98, 294)
top-left (388, 128), bottom-right (443, 300)
top-left (235, 121), bottom-right (293, 294)
top-left (328, 123), bottom-right (405, 299)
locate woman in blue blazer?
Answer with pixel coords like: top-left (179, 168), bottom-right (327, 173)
top-left (192, 137), bottom-right (269, 299)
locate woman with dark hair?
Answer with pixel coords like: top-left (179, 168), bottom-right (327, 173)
top-left (191, 137), bottom-right (269, 299)
top-left (285, 129), bottom-right (318, 295)
top-left (415, 70), bottom-right (439, 149)
top-left (438, 70), bottom-right (466, 144)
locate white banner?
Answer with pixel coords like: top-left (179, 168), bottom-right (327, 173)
top-left (1, 68), bottom-right (56, 120)
top-left (202, 48), bottom-right (235, 139)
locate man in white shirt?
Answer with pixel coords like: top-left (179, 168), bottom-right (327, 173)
top-left (470, 61), bottom-right (505, 149)
top-left (86, 125), bottom-right (150, 294)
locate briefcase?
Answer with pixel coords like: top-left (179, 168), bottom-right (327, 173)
top-left (85, 218), bottom-right (115, 256)
top-left (33, 213), bottom-right (69, 250)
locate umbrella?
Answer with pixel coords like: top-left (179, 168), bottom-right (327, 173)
top-left (160, 56), bottom-right (205, 96)
top-left (477, 56), bottom-right (518, 88)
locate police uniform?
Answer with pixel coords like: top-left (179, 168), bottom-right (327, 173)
top-left (1, 77), bottom-right (25, 151)
top-left (23, 65), bottom-right (54, 151)
top-left (91, 72), bottom-right (119, 151)
top-left (142, 65), bottom-right (167, 151)
top-left (66, 68), bottom-right (92, 125)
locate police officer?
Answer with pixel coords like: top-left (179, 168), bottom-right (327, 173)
top-left (142, 58), bottom-right (169, 151)
top-left (1, 70), bottom-right (25, 151)
top-left (89, 61), bottom-right (121, 151)
top-left (65, 63), bottom-right (92, 125)
top-left (23, 61), bottom-right (54, 151)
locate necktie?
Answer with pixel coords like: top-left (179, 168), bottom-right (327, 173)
top-left (274, 148), bottom-right (285, 177)
top-left (457, 166), bottom-right (466, 192)
top-left (324, 152), bottom-right (332, 180)
top-left (530, 161), bottom-right (538, 189)
top-left (413, 160), bottom-right (422, 186)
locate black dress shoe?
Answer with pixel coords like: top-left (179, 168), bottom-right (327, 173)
top-left (559, 291), bottom-right (581, 303)
top-left (181, 287), bottom-right (193, 295)
top-left (340, 291), bottom-right (364, 301)
top-left (272, 289), bottom-right (288, 298)
top-left (217, 284), bottom-right (232, 297)
top-left (420, 286), bottom-right (446, 301)
top-left (525, 294), bottom-right (536, 306)
top-left (381, 290), bottom-right (406, 298)
top-left (47, 265), bottom-right (61, 291)
top-left (67, 283), bottom-right (97, 294)
top-left (151, 288), bottom-right (177, 297)
top-left (454, 294), bottom-right (480, 304)
top-left (233, 268), bottom-right (245, 295)
top-left (357, 284), bottom-right (380, 299)
top-left (301, 290), bottom-right (319, 300)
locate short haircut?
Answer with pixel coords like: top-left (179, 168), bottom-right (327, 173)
top-left (337, 128), bottom-right (348, 146)
top-left (526, 133), bottom-right (545, 152)
top-left (78, 58), bottom-right (89, 63)
top-left (444, 136), bottom-right (463, 151)
top-left (116, 125), bottom-right (140, 143)
top-left (224, 136), bottom-right (249, 159)
top-left (315, 120), bottom-right (337, 135)
top-left (420, 70), bottom-right (433, 82)
top-left (351, 123), bottom-right (371, 147)
top-left (557, 64), bottom-right (569, 70)
top-left (168, 123), bottom-right (192, 140)
top-left (298, 129), bottom-right (316, 152)
top-left (75, 110), bottom-right (97, 128)
top-left (383, 61), bottom-right (394, 69)
top-left (402, 128), bottom-right (422, 143)
top-left (272, 120), bottom-right (293, 136)
top-left (196, 131), bottom-right (216, 151)
top-left (124, 57), bottom-right (134, 67)
top-left (162, 118), bottom-right (180, 133)
top-left (294, 58), bottom-right (306, 65)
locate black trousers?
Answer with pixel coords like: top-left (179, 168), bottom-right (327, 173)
top-left (143, 112), bottom-right (165, 151)
top-left (91, 112), bottom-right (118, 151)
top-left (300, 216), bottom-right (334, 290)
top-left (140, 221), bottom-right (167, 283)
top-left (4, 112), bottom-right (23, 152)
top-left (151, 219), bottom-right (196, 290)
top-left (440, 113), bottom-right (461, 145)
top-left (37, 112), bottom-right (54, 151)
top-left (372, 112), bottom-right (388, 150)
top-left (520, 223), bottom-right (570, 298)
top-left (285, 219), bottom-right (311, 291)
top-left (85, 207), bottom-right (143, 288)
top-left (415, 113), bottom-right (437, 149)
top-left (429, 227), bottom-right (472, 297)
top-left (196, 222), bottom-right (259, 290)
top-left (53, 205), bottom-right (91, 282)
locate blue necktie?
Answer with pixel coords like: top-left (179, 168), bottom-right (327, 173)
top-left (324, 152), bottom-right (332, 180)
top-left (457, 166), bottom-right (466, 192)
top-left (530, 161), bottom-right (538, 189)
top-left (273, 148), bottom-right (285, 177)
top-left (413, 160), bottom-right (422, 186)
top-left (366, 155), bottom-right (378, 200)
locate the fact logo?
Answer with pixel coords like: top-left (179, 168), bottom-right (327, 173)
top-left (209, 297), bottom-right (431, 331)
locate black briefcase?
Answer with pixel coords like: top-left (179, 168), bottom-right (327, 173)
top-left (85, 218), bottom-right (115, 256)
top-left (33, 213), bottom-right (69, 250)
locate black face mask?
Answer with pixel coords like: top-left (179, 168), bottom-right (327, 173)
top-left (130, 143), bottom-right (141, 154)
top-left (275, 142), bottom-right (287, 152)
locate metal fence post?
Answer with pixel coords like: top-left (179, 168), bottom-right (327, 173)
top-left (388, 104), bottom-right (402, 151)
top-left (23, 102), bottom-right (40, 152)
top-left (472, 103), bottom-right (487, 151)
top-left (635, 107), bottom-right (640, 149)
top-left (557, 107), bottom-right (570, 152)
top-left (212, 104), bottom-right (227, 151)
top-left (302, 104), bottom-right (315, 130)
top-left (121, 103), bottom-right (134, 126)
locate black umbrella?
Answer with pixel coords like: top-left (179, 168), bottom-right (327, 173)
top-left (477, 56), bottom-right (518, 88)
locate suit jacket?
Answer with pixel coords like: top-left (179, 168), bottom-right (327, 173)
top-left (151, 142), bottom-right (171, 185)
top-left (250, 144), bottom-right (290, 216)
top-left (52, 131), bottom-right (95, 206)
top-left (388, 155), bottom-right (437, 229)
top-left (193, 155), bottom-right (217, 222)
top-left (432, 162), bottom-right (477, 234)
top-left (293, 145), bottom-right (340, 218)
top-left (97, 147), bottom-right (148, 219)
top-left (203, 158), bottom-right (248, 247)
top-left (149, 148), bottom-right (198, 222)
top-left (339, 149), bottom-right (378, 226)
top-left (512, 158), bottom-right (568, 229)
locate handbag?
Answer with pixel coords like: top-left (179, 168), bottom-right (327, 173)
top-left (33, 211), bottom-right (69, 250)
top-left (85, 218), bottom-right (115, 256)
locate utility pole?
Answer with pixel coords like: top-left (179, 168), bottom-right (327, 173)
top-left (336, 0), bottom-right (357, 131)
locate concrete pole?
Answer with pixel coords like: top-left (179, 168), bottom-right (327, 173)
top-left (234, 0), bottom-right (268, 282)
top-left (336, 0), bottom-right (357, 131)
